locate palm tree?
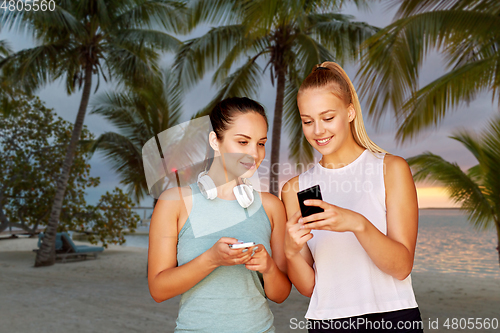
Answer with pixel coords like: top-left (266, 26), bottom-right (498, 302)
top-left (0, 38), bottom-right (14, 115)
top-left (89, 69), bottom-right (182, 205)
top-left (175, 0), bottom-right (378, 195)
top-left (0, 39), bottom-right (10, 60)
top-left (357, 0), bottom-right (500, 142)
top-left (407, 116), bottom-right (500, 268)
top-left (0, 0), bottom-right (186, 267)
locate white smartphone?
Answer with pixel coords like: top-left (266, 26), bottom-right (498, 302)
top-left (229, 242), bottom-right (255, 249)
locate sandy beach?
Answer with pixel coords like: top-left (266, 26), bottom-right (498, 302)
top-left (1, 238), bottom-right (499, 332)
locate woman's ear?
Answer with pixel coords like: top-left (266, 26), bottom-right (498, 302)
top-left (347, 104), bottom-right (356, 122)
top-left (209, 131), bottom-right (219, 152)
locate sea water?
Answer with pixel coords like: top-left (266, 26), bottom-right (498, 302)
top-left (414, 209), bottom-right (499, 278)
top-left (125, 209), bottom-right (500, 279)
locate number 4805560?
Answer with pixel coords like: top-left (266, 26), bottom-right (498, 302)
top-left (1, 1), bottom-right (56, 12)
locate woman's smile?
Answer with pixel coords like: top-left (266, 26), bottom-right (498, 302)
top-left (240, 161), bottom-right (256, 170)
top-left (315, 135), bottom-right (333, 146)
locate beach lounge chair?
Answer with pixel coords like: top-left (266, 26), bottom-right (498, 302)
top-left (34, 232), bottom-right (104, 263)
top-left (37, 232), bottom-right (64, 251)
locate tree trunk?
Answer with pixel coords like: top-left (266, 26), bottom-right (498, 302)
top-left (0, 185), bottom-right (12, 233)
top-left (0, 208), bottom-right (9, 234)
top-left (34, 63), bottom-right (93, 267)
top-left (0, 221), bottom-right (8, 234)
top-left (269, 65), bottom-right (286, 197)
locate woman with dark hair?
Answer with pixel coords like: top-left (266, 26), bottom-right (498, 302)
top-left (282, 62), bottom-right (423, 332)
top-left (148, 97), bottom-right (290, 332)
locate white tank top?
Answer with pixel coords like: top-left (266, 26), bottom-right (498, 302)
top-left (300, 149), bottom-right (418, 320)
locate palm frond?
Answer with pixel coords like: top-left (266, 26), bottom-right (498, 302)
top-left (211, 36), bottom-right (260, 87)
top-left (190, 0), bottom-right (245, 26)
top-left (159, 69), bottom-right (183, 127)
top-left (242, 0), bottom-right (282, 32)
top-left (192, 58), bottom-right (263, 118)
top-left (407, 152), bottom-right (493, 230)
top-left (90, 69), bottom-right (182, 202)
top-left (478, 117), bottom-right (500, 217)
top-left (105, 39), bottom-right (161, 87)
top-left (173, 24), bottom-right (246, 88)
top-left (113, 29), bottom-right (181, 52)
top-left (393, 0), bottom-right (500, 17)
top-left (396, 56), bottom-right (499, 141)
top-left (0, 39), bottom-right (12, 60)
top-left (1, 3), bottom-right (84, 39)
top-left (0, 40), bottom-right (74, 93)
top-left (91, 92), bottom-right (144, 132)
top-left (310, 14), bottom-right (379, 64)
top-left (91, 132), bottom-right (147, 203)
top-left (357, 9), bottom-right (500, 126)
top-left (450, 130), bottom-right (485, 163)
top-left (114, 0), bottom-right (188, 33)
top-left (293, 32), bottom-right (334, 78)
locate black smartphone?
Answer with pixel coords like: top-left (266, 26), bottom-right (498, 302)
top-left (297, 185), bottom-right (324, 218)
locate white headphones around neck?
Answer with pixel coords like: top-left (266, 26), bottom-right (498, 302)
top-left (197, 171), bottom-right (254, 208)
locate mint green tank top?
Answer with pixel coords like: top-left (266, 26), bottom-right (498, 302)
top-left (175, 183), bottom-right (275, 332)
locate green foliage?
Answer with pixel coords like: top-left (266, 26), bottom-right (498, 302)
top-left (407, 116), bottom-right (500, 265)
top-left (0, 90), bottom-right (96, 233)
top-left (357, 0), bottom-right (500, 142)
top-left (0, 39), bottom-right (14, 116)
top-left (0, 90), bottom-right (139, 245)
top-left (175, 0), bottom-right (377, 166)
top-left (71, 187), bottom-right (140, 247)
top-left (0, 0), bottom-right (187, 94)
top-left (0, 39), bottom-right (12, 61)
top-left (1, 1), bottom-right (183, 266)
top-left (90, 68), bottom-right (182, 203)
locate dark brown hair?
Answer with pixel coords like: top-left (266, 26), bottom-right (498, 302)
top-left (209, 97), bottom-right (268, 140)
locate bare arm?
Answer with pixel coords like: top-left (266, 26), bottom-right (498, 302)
top-left (245, 192), bottom-right (291, 303)
top-left (353, 155), bottom-right (418, 279)
top-left (147, 188), bottom-right (253, 302)
top-left (281, 177), bottom-right (315, 297)
top-left (300, 155), bottom-right (418, 280)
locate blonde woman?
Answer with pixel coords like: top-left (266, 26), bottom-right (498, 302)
top-left (282, 62), bottom-right (423, 332)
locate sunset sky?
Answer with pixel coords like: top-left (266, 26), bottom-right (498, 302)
top-left (1, 2), bottom-right (496, 208)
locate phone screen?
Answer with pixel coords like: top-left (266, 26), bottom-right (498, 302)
top-left (297, 185), bottom-right (324, 218)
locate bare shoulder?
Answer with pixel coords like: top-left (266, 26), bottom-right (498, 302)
top-left (259, 192), bottom-right (285, 231)
top-left (383, 154), bottom-right (412, 180)
top-left (282, 175), bottom-right (299, 192)
top-left (260, 192), bottom-right (284, 210)
top-left (383, 154), bottom-right (415, 195)
top-left (153, 186), bottom-right (193, 233)
top-left (384, 154), bottom-right (410, 168)
top-left (155, 185), bottom-right (193, 217)
top-left (281, 175), bottom-right (300, 199)
top-left (259, 192), bottom-right (285, 217)
top-left (157, 186), bottom-right (192, 201)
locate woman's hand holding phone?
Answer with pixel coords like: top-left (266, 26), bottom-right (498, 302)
top-left (284, 210), bottom-right (313, 259)
top-left (299, 200), bottom-right (366, 233)
top-left (207, 237), bottom-right (254, 267)
top-left (244, 244), bottom-right (275, 274)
